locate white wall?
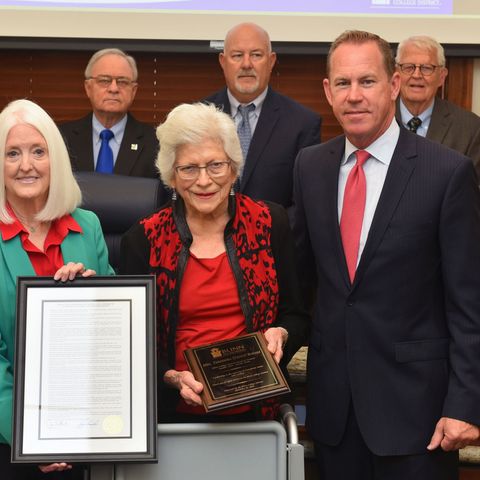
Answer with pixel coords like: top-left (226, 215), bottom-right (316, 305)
top-left (1, 9), bottom-right (480, 44)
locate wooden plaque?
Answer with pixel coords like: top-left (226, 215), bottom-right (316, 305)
top-left (184, 332), bottom-right (290, 412)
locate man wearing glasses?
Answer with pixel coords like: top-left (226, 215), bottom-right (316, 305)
top-left (395, 35), bottom-right (480, 178)
top-left (60, 48), bottom-right (159, 177)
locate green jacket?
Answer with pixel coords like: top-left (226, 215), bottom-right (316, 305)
top-left (0, 208), bottom-right (114, 444)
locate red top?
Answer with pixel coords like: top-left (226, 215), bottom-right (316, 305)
top-left (175, 251), bottom-right (249, 415)
top-left (0, 207), bottom-right (82, 275)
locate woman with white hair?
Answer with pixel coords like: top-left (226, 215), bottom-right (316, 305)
top-left (120, 102), bottom-right (307, 422)
top-left (0, 99), bottom-right (114, 479)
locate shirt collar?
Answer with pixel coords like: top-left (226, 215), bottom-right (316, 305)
top-left (399, 97), bottom-right (434, 127)
top-left (343, 116), bottom-right (400, 166)
top-left (55, 213), bottom-right (83, 238)
top-left (227, 87), bottom-right (268, 118)
top-left (0, 206), bottom-right (82, 242)
top-left (0, 216), bottom-right (25, 241)
top-left (92, 114), bottom-right (128, 146)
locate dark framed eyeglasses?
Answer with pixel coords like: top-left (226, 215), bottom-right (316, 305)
top-left (86, 75), bottom-right (137, 89)
top-left (174, 160), bottom-right (231, 180)
top-left (396, 63), bottom-right (441, 76)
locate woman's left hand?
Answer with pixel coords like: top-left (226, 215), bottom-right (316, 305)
top-left (54, 262), bottom-right (96, 282)
top-left (264, 327), bottom-right (289, 364)
top-left (39, 462), bottom-right (72, 473)
top-left (164, 369), bottom-right (204, 406)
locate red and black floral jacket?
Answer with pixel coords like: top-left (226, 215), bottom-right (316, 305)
top-left (120, 194), bottom-right (308, 420)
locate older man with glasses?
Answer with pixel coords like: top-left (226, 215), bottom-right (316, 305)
top-left (395, 35), bottom-right (480, 178)
top-left (59, 48), bottom-right (159, 178)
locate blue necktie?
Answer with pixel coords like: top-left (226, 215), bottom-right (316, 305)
top-left (237, 104), bottom-right (255, 159)
top-left (96, 129), bottom-right (114, 173)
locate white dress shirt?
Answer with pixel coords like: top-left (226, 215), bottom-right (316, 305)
top-left (338, 117), bottom-right (400, 265)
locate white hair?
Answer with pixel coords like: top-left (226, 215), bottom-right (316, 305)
top-left (156, 102), bottom-right (243, 188)
top-left (0, 99), bottom-right (81, 223)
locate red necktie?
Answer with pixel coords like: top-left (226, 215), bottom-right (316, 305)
top-left (340, 150), bottom-right (370, 283)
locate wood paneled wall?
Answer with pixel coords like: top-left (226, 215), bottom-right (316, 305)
top-left (0, 49), bottom-right (473, 142)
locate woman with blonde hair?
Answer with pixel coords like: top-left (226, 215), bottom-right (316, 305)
top-left (0, 99), bottom-right (114, 479)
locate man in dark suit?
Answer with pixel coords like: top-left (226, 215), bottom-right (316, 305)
top-left (60, 48), bottom-right (158, 178)
top-left (293, 30), bottom-right (480, 480)
top-left (395, 35), bottom-right (480, 177)
top-left (204, 22), bottom-right (321, 208)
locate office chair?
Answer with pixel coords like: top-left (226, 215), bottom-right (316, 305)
top-left (75, 172), bottom-right (168, 271)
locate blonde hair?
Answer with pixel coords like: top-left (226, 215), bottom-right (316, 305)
top-left (0, 99), bottom-right (81, 223)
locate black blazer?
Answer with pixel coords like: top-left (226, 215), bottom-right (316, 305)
top-left (293, 127), bottom-right (480, 455)
top-left (59, 112), bottom-right (159, 178)
top-left (396, 97), bottom-right (480, 178)
top-left (205, 87), bottom-right (321, 208)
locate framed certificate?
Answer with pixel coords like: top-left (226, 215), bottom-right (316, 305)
top-left (12, 275), bottom-right (157, 464)
top-left (184, 332), bottom-right (290, 412)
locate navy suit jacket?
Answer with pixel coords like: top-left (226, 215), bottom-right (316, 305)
top-left (396, 97), bottom-right (480, 178)
top-left (59, 112), bottom-right (159, 178)
top-left (293, 127), bottom-right (480, 455)
top-left (205, 87), bottom-right (321, 208)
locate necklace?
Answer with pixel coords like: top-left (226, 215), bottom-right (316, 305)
top-left (10, 207), bottom-right (42, 233)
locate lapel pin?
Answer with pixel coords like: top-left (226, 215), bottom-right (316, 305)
top-left (131, 144), bottom-right (138, 151)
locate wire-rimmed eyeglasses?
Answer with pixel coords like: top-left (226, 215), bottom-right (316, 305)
top-left (174, 160), bottom-right (232, 180)
top-left (86, 75), bottom-right (137, 89)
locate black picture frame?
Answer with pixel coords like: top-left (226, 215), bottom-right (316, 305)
top-left (12, 275), bottom-right (157, 464)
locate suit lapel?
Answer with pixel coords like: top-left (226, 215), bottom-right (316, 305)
top-left (212, 89), bottom-right (232, 115)
top-left (320, 138), bottom-right (352, 288)
top-left (426, 98), bottom-right (451, 145)
top-left (353, 129), bottom-right (417, 287)
top-left (241, 88), bottom-right (279, 189)
top-left (115, 114), bottom-right (143, 176)
top-left (71, 114), bottom-right (95, 171)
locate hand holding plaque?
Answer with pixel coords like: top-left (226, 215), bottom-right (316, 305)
top-left (183, 332), bottom-right (290, 412)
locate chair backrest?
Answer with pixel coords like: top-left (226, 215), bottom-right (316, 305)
top-left (75, 172), bottom-right (168, 271)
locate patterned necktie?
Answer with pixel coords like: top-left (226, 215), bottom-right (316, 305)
top-left (237, 103), bottom-right (255, 159)
top-left (340, 150), bottom-right (370, 283)
top-left (96, 129), bottom-right (114, 173)
top-left (407, 116), bottom-right (422, 134)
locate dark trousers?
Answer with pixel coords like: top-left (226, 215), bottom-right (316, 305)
top-left (314, 405), bottom-right (458, 480)
top-left (0, 444), bottom-right (85, 480)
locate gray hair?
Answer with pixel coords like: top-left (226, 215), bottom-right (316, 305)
top-left (0, 99), bottom-right (82, 223)
top-left (84, 48), bottom-right (138, 81)
top-left (224, 22), bottom-right (273, 54)
top-left (396, 35), bottom-right (446, 66)
top-left (156, 103), bottom-right (243, 187)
